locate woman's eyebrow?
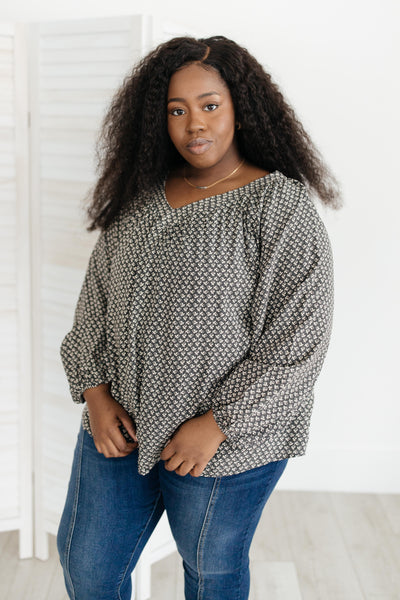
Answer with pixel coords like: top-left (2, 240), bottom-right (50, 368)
top-left (167, 91), bottom-right (221, 103)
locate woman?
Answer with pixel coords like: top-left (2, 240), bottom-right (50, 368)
top-left (57, 35), bottom-right (341, 600)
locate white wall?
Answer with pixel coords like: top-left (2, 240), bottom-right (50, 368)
top-left (1, 0), bottom-right (399, 494)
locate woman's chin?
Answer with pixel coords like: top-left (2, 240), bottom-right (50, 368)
top-left (182, 154), bottom-right (222, 173)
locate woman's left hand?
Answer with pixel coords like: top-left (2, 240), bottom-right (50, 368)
top-left (160, 410), bottom-right (227, 477)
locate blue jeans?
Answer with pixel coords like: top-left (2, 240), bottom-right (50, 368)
top-left (57, 424), bottom-right (288, 600)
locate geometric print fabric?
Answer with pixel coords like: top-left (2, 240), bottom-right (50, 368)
top-left (60, 170), bottom-right (334, 476)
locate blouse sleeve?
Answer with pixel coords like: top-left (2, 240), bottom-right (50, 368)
top-left (60, 228), bottom-right (111, 404)
top-left (211, 183), bottom-right (334, 446)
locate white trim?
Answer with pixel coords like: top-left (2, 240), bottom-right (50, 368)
top-left (14, 22), bottom-right (34, 561)
top-left (138, 14), bottom-right (153, 56)
top-left (28, 23), bottom-right (49, 562)
top-left (276, 446), bottom-right (400, 494)
top-left (43, 519), bottom-right (58, 537)
top-left (135, 560), bottom-right (152, 600)
top-left (0, 518), bottom-right (22, 532)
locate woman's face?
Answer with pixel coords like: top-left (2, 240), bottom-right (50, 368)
top-left (167, 62), bottom-right (240, 173)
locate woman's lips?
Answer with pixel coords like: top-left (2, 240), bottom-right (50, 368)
top-left (186, 138), bottom-right (213, 155)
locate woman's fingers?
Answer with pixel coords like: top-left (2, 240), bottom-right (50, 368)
top-left (175, 461), bottom-right (196, 477)
top-left (118, 413), bottom-right (138, 442)
top-left (95, 437), bottom-right (120, 458)
top-left (85, 391), bottom-right (138, 457)
top-left (163, 450), bottom-right (197, 476)
top-left (160, 440), bottom-right (174, 461)
top-left (94, 424), bottom-right (137, 458)
top-left (110, 427), bottom-right (137, 454)
top-left (163, 453), bottom-right (184, 472)
top-left (101, 441), bottom-right (136, 458)
top-left (189, 462), bottom-right (207, 478)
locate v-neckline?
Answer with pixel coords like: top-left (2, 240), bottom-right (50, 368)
top-left (159, 171), bottom-right (280, 213)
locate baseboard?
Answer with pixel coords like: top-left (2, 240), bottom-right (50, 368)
top-left (275, 446), bottom-right (400, 494)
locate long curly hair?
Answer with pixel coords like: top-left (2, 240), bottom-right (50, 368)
top-left (85, 35), bottom-right (342, 231)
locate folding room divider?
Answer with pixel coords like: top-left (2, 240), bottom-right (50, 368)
top-left (0, 15), bottom-right (198, 598)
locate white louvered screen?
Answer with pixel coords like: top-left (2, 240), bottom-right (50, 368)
top-left (2, 19), bottom-right (201, 589)
top-left (29, 15), bottom-right (155, 558)
top-left (0, 21), bottom-right (20, 532)
top-left (0, 23), bottom-right (32, 558)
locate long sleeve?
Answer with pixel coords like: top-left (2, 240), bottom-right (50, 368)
top-left (211, 183), bottom-right (334, 447)
top-left (60, 228), bottom-right (111, 404)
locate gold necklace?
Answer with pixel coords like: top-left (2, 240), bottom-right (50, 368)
top-left (183, 158), bottom-right (245, 190)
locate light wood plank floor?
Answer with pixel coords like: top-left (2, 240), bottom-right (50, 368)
top-left (0, 490), bottom-right (399, 599)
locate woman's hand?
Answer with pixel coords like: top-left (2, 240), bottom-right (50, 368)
top-left (160, 410), bottom-right (227, 477)
top-left (83, 383), bottom-right (138, 458)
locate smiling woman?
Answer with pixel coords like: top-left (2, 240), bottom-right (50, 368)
top-left (56, 35), bottom-right (341, 600)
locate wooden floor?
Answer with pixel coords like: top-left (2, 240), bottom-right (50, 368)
top-left (0, 490), bottom-right (399, 599)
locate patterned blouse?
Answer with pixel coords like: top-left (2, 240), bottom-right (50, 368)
top-left (60, 170), bottom-right (334, 477)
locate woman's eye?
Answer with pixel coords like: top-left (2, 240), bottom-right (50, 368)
top-left (204, 103), bottom-right (218, 112)
top-left (170, 108), bottom-right (185, 116)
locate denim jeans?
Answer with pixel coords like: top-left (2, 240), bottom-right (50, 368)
top-left (57, 424), bottom-right (288, 600)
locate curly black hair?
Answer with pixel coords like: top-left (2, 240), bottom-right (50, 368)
top-left (85, 35), bottom-right (342, 231)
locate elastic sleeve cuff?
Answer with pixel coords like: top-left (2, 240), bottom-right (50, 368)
top-left (211, 407), bottom-right (241, 450)
top-left (69, 375), bottom-right (110, 405)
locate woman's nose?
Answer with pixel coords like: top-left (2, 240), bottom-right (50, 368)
top-left (186, 111), bottom-right (206, 133)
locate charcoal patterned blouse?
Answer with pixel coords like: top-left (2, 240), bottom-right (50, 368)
top-left (60, 170), bottom-right (334, 477)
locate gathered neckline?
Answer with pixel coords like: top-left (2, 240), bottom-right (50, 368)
top-left (159, 170), bottom-right (282, 212)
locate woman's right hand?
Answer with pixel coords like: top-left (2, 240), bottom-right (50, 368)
top-left (83, 383), bottom-right (138, 458)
